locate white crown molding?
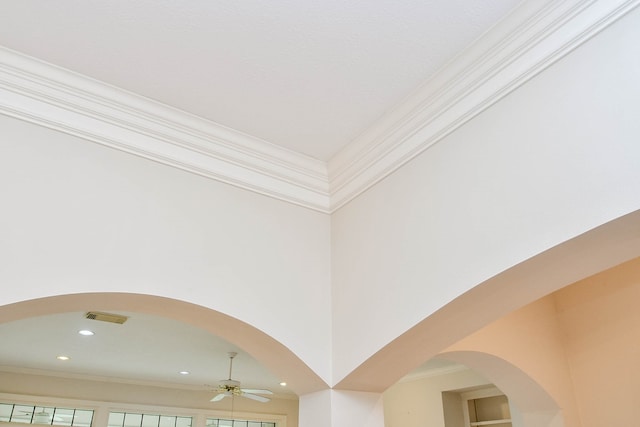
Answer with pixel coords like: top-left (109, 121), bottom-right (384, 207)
top-left (0, 365), bottom-right (208, 391)
top-left (0, 366), bottom-right (297, 400)
top-left (327, 0), bottom-right (640, 211)
top-left (0, 48), bottom-right (330, 212)
top-left (1, 0), bottom-right (638, 213)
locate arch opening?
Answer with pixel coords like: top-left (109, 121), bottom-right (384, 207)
top-left (437, 351), bottom-right (564, 427)
top-left (0, 292), bottom-right (327, 396)
top-left (335, 209), bottom-right (640, 393)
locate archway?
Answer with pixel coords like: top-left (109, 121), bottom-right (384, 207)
top-left (334, 209), bottom-right (640, 393)
top-left (0, 292), bottom-right (327, 396)
top-left (438, 351), bottom-right (564, 427)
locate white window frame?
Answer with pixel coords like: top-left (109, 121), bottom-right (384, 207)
top-left (0, 394), bottom-right (286, 427)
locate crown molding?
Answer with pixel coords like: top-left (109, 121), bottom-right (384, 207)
top-left (1, 0), bottom-right (638, 214)
top-left (0, 366), bottom-right (297, 400)
top-left (327, 0), bottom-right (640, 211)
top-left (0, 48), bottom-right (330, 212)
top-left (0, 365), bottom-right (208, 391)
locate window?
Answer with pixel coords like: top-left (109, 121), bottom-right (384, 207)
top-left (107, 412), bottom-right (192, 427)
top-left (0, 403), bottom-right (93, 426)
top-left (205, 418), bottom-right (275, 427)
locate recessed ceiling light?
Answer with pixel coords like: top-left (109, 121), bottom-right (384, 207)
top-left (280, 382), bottom-right (287, 387)
top-left (56, 355), bottom-right (70, 361)
top-left (179, 371), bottom-right (190, 375)
top-left (78, 329), bottom-right (94, 336)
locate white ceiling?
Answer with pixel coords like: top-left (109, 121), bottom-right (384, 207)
top-left (0, 0), bottom-right (522, 160)
top-left (0, 0), bottom-right (516, 397)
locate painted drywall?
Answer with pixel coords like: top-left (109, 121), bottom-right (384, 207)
top-left (554, 257), bottom-right (640, 427)
top-left (299, 389), bottom-right (384, 427)
top-left (331, 4), bottom-right (640, 385)
top-left (383, 368), bottom-right (489, 427)
top-left (0, 114), bottom-right (332, 386)
top-left (2, 5), bottom-right (640, 422)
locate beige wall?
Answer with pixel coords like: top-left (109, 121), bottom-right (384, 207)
top-left (383, 368), bottom-right (489, 427)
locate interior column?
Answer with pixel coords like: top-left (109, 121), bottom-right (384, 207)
top-left (299, 389), bottom-right (384, 427)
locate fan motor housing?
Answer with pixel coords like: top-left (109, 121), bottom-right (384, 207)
top-left (220, 379), bottom-right (240, 388)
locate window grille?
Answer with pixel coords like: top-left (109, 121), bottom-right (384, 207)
top-left (205, 418), bottom-right (275, 427)
top-left (107, 412), bottom-right (192, 427)
top-left (0, 403), bottom-right (93, 426)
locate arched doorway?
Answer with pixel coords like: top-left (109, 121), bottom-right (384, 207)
top-left (0, 293), bottom-right (326, 397)
top-left (437, 351), bottom-right (564, 427)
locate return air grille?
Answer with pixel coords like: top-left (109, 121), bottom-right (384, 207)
top-left (84, 311), bottom-right (128, 324)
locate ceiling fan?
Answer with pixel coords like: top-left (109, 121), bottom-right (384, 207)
top-left (210, 352), bottom-right (273, 403)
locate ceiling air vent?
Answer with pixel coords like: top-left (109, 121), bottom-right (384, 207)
top-left (84, 311), bottom-right (128, 324)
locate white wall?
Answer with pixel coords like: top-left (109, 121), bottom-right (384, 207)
top-left (3, 1), bottom-right (640, 410)
top-left (0, 115), bottom-right (332, 385)
top-left (331, 5), bottom-right (640, 384)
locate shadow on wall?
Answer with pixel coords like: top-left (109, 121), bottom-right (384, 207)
top-left (438, 352), bottom-right (563, 427)
top-left (383, 355), bottom-right (562, 427)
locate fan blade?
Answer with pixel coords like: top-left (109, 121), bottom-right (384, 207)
top-left (240, 388), bottom-right (273, 395)
top-left (210, 393), bottom-right (227, 402)
top-left (241, 392), bottom-right (270, 403)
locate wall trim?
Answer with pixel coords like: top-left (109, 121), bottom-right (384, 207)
top-left (1, 0), bottom-right (638, 213)
top-left (0, 366), bottom-right (297, 400)
top-left (0, 48), bottom-right (330, 212)
top-left (328, 0), bottom-right (640, 211)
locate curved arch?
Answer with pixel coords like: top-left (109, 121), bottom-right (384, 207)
top-left (0, 292), bottom-right (328, 395)
top-left (335, 209), bottom-right (640, 392)
top-left (438, 351), bottom-right (564, 427)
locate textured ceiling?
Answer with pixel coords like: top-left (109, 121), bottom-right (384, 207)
top-left (0, 0), bottom-right (522, 160)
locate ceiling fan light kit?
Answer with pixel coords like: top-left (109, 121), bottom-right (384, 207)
top-left (210, 352), bottom-right (273, 403)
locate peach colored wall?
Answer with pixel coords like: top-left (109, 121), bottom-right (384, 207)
top-left (442, 297), bottom-right (579, 427)
top-left (554, 257), bottom-right (640, 427)
top-left (432, 257), bottom-right (640, 427)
